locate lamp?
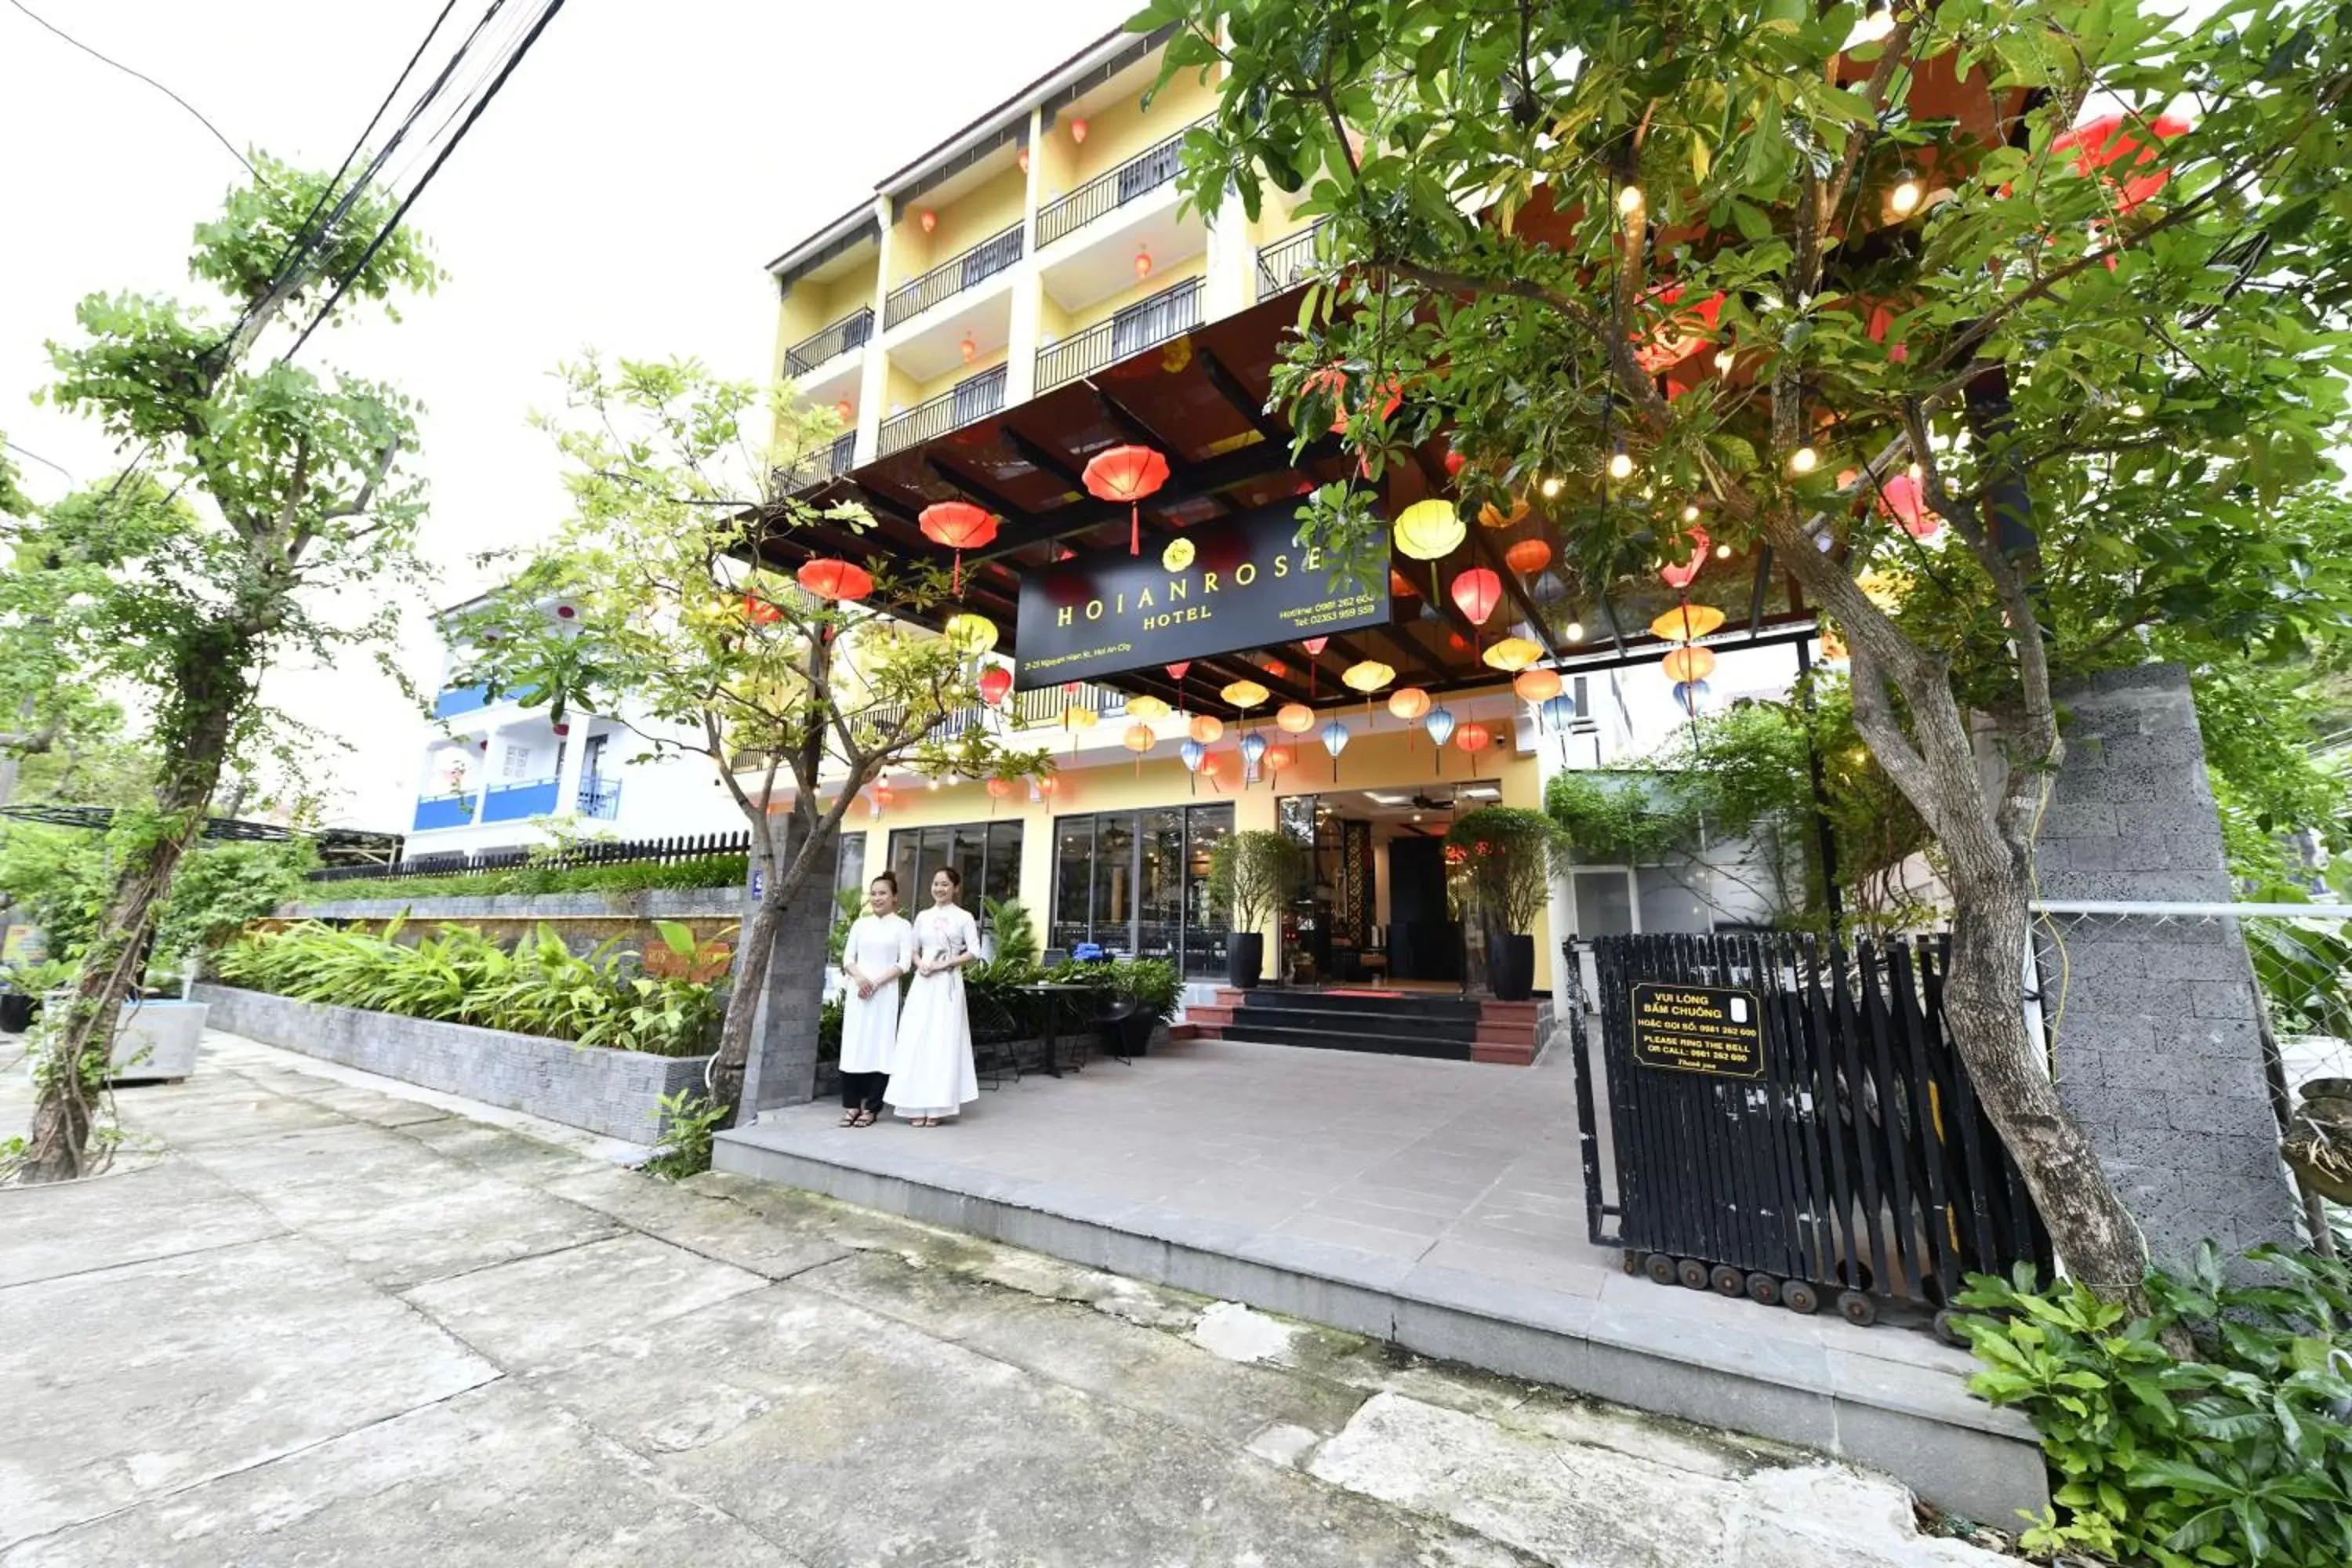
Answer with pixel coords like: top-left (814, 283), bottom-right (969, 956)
top-left (1394, 498), bottom-right (1465, 599)
top-left (978, 666), bottom-right (1013, 707)
top-left (1454, 722), bottom-right (1493, 757)
top-left (1082, 445), bottom-right (1169, 557)
top-left (795, 558), bottom-right (872, 601)
top-left (1126, 695), bottom-right (1171, 722)
top-left (1387, 686), bottom-right (1430, 723)
top-left (1220, 679), bottom-right (1269, 712)
top-left (920, 501), bottom-right (998, 594)
top-left (1650, 604), bottom-right (1726, 642)
top-left (1477, 495), bottom-right (1529, 529)
top-left (1661, 645), bottom-right (1717, 683)
top-left (1672, 679), bottom-right (1712, 716)
top-left (1276, 702), bottom-right (1315, 735)
top-left (1450, 568), bottom-right (1503, 626)
top-left (1189, 714), bottom-right (1223, 744)
top-left (1503, 539), bottom-right (1551, 575)
top-left (1320, 718), bottom-right (1350, 780)
top-left (1123, 722), bottom-right (1155, 774)
top-left (1512, 668), bottom-right (1563, 703)
top-left (1482, 636), bottom-right (1542, 672)
top-left (942, 612), bottom-right (998, 655)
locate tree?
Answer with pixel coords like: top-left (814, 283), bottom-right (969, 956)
top-left (456, 358), bottom-right (1049, 1119)
top-left (3, 157), bottom-right (433, 1182)
top-left (1150, 0), bottom-right (2352, 1299)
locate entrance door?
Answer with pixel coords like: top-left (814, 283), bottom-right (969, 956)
top-left (1385, 836), bottom-right (1461, 982)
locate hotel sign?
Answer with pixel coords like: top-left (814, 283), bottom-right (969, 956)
top-left (1629, 983), bottom-right (1766, 1078)
top-left (1014, 500), bottom-right (1388, 688)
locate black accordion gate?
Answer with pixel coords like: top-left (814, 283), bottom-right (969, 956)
top-left (1573, 932), bottom-right (2053, 1329)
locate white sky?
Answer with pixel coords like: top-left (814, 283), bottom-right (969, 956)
top-left (0, 0), bottom-right (1131, 826)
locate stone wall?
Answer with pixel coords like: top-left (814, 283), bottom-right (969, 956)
top-left (2034, 664), bottom-right (2300, 1271)
top-left (192, 983), bottom-right (710, 1144)
top-left (739, 821), bottom-right (840, 1118)
top-left (281, 887), bottom-right (742, 923)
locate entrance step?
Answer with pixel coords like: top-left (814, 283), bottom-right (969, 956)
top-left (1215, 1022), bottom-right (1475, 1061)
top-left (1192, 989), bottom-right (1546, 1066)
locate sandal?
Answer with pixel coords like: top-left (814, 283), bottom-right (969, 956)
top-left (838, 1109), bottom-right (861, 1127)
top-left (851, 1109), bottom-right (877, 1128)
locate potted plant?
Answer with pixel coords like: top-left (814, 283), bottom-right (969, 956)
top-left (1446, 806), bottom-right (1568, 1002)
top-left (1103, 957), bottom-right (1180, 1056)
top-left (1207, 830), bottom-right (1305, 989)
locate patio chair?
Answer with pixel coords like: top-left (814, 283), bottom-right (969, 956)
top-left (969, 988), bottom-right (1025, 1091)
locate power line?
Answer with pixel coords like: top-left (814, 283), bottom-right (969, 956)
top-left (2, 438), bottom-right (76, 482)
top-left (4, 0), bottom-right (253, 175)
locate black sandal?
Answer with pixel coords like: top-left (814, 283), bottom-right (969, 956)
top-left (851, 1109), bottom-right (878, 1128)
top-left (838, 1109), bottom-right (861, 1127)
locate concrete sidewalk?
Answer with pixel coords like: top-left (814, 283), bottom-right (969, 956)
top-left (2, 1033), bottom-right (2014, 1566)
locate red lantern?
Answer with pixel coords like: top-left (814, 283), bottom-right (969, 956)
top-left (556, 604), bottom-right (575, 619)
top-left (1443, 448), bottom-right (1466, 480)
top-left (1301, 637), bottom-right (1328, 655)
top-left (1082, 445), bottom-right (1170, 557)
top-left (1454, 722), bottom-right (1494, 755)
top-left (552, 722), bottom-right (570, 737)
top-left (744, 594), bottom-right (782, 624)
top-left (795, 557), bottom-right (873, 601)
top-left (978, 666), bottom-right (1014, 707)
top-left (1504, 538), bottom-right (1552, 575)
top-left (1389, 568), bottom-right (1418, 599)
top-left (2053, 112), bottom-right (2191, 213)
top-left (1660, 528), bottom-right (1711, 590)
top-left (1633, 285), bottom-right (1726, 373)
top-left (1450, 567), bottom-right (1503, 626)
top-left (919, 501), bottom-right (998, 595)
top-left (1165, 661), bottom-right (1191, 683)
top-left (1879, 473), bottom-right (1940, 538)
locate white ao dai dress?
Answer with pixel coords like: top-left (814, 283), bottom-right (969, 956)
top-left (837, 913), bottom-right (913, 1076)
top-left (884, 903), bottom-right (982, 1119)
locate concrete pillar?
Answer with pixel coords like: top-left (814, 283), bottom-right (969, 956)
top-left (554, 715), bottom-right (592, 819)
top-left (855, 196), bottom-right (894, 463)
top-left (470, 724), bottom-right (501, 826)
top-left (739, 816), bottom-right (840, 1120)
top-left (2033, 663), bottom-right (2299, 1272)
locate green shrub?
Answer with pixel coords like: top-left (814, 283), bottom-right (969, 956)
top-left (212, 916), bottom-right (719, 1056)
top-left (1955, 1243), bottom-right (2352, 1565)
top-left (292, 854), bottom-right (748, 908)
top-left (641, 1089), bottom-right (726, 1179)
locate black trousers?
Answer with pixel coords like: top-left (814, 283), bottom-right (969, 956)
top-left (840, 1069), bottom-right (888, 1112)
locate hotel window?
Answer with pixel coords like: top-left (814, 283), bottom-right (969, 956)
top-left (834, 832), bottom-right (867, 898)
top-left (886, 822), bottom-right (1022, 920)
top-left (1051, 804), bottom-right (1233, 976)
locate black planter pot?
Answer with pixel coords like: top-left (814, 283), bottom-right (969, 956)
top-left (1488, 932), bottom-right (1537, 1002)
top-left (0, 992), bottom-right (33, 1033)
top-left (1226, 931), bottom-right (1265, 989)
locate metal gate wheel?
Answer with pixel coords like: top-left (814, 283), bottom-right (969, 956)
top-left (1675, 1258), bottom-right (1712, 1291)
top-left (1932, 1309), bottom-right (1966, 1347)
top-left (1621, 1250), bottom-right (1644, 1276)
top-left (1837, 1290), bottom-right (1878, 1327)
top-left (1643, 1252), bottom-right (1678, 1286)
top-left (1744, 1272), bottom-right (1780, 1306)
top-left (1781, 1279), bottom-right (1820, 1315)
top-left (1709, 1265), bottom-right (1744, 1296)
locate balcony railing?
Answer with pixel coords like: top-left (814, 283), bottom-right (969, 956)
top-left (784, 306), bottom-right (873, 376)
top-left (1011, 681), bottom-right (1131, 728)
top-left (877, 364), bottom-right (1007, 456)
top-left (433, 683), bottom-right (491, 719)
top-left (412, 793), bottom-right (475, 832)
top-left (1036, 122), bottom-right (1200, 249)
top-left (576, 777), bottom-right (622, 820)
top-left (1036, 276), bottom-right (1205, 394)
top-left (883, 223), bottom-right (1023, 329)
top-left (783, 430), bottom-right (858, 494)
top-left (1255, 219), bottom-right (1331, 301)
top-left (481, 778), bottom-right (560, 824)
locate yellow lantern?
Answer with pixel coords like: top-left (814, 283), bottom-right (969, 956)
top-left (1341, 660), bottom-right (1395, 693)
top-left (1388, 686), bottom-right (1431, 722)
top-left (1276, 702), bottom-right (1315, 735)
top-left (943, 613), bottom-right (998, 654)
top-left (1512, 668), bottom-right (1563, 703)
top-left (1125, 695), bottom-right (1171, 722)
top-left (1478, 495), bottom-right (1531, 529)
top-left (1061, 706), bottom-right (1098, 756)
top-left (1483, 636), bottom-right (1542, 672)
top-left (1661, 644), bottom-right (1717, 683)
top-left (1394, 498), bottom-right (1465, 561)
top-left (1121, 722), bottom-right (1155, 774)
top-left (1650, 604), bottom-right (1726, 642)
top-left (1220, 679), bottom-right (1269, 710)
top-left (1189, 714), bottom-right (1225, 743)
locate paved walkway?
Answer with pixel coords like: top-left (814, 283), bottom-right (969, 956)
top-left (2, 1033), bottom-right (2007, 1566)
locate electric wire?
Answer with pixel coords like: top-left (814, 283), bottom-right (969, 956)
top-left (4, 0), bottom-right (253, 174)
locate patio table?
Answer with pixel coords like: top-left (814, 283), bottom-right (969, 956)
top-left (1015, 982), bottom-right (1097, 1078)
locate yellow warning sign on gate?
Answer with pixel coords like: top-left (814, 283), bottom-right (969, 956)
top-left (1629, 982), bottom-right (1765, 1077)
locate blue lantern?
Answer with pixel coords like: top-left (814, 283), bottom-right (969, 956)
top-left (1319, 718), bottom-right (1350, 781)
top-left (1671, 679), bottom-right (1712, 715)
top-left (1423, 706), bottom-right (1456, 747)
top-left (1180, 738), bottom-right (1205, 771)
top-left (1240, 729), bottom-right (1269, 783)
top-left (1539, 693), bottom-right (1578, 733)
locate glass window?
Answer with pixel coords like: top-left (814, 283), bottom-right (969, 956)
top-left (1635, 866), bottom-right (1712, 934)
top-left (1572, 869), bottom-right (1634, 937)
top-left (834, 833), bottom-right (867, 897)
top-left (1051, 816), bottom-right (1093, 952)
top-left (886, 822), bottom-right (1021, 920)
top-left (1051, 804), bottom-right (1233, 975)
top-left (1092, 812), bottom-right (1138, 953)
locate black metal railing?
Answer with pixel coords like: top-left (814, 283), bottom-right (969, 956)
top-left (1036, 275), bottom-right (1204, 393)
top-left (877, 363), bottom-right (1007, 456)
top-left (1036, 122), bottom-right (1200, 248)
top-left (782, 429), bottom-right (858, 494)
top-left (1255, 219), bottom-right (1330, 301)
top-left (304, 831), bottom-right (753, 886)
top-left (1011, 681), bottom-right (1129, 728)
top-left (784, 306), bottom-right (873, 375)
top-left (576, 777), bottom-right (622, 820)
top-left (883, 223), bottom-right (1024, 329)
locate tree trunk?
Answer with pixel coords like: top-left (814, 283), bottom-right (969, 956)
top-left (16, 661), bottom-right (245, 1184)
top-left (707, 886), bottom-right (785, 1122)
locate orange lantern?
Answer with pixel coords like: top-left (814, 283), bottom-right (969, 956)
top-left (1479, 495), bottom-right (1530, 529)
top-left (1189, 714), bottom-right (1225, 744)
top-left (1276, 702), bottom-right (1315, 735)
top-left (1450, 567), bottom-right (1503, 626)
top-left (1661, 645), bottom-right (1717, 683)
top-left (978, 666), bottom-right (1013, 707)
top-left (919, 501), bottom-right (998, 594)
top-left (1081, 445), bottom-right (1170, 557)
top-left (1503, 538), bottom-right (1552, 575)
top-left (1454, 723), bottom-right (1494, 756)
top-left (1265, 746), bottom-right (1293, 775)
top-left (1650, 604), bottom-right (1726, 642)
top-left (795, 557), bottom-right (873, 601)
top-left (919, 209), bottom-right (937, 233)
top-left (1513, 668), bottom-right (1563, 703)
top-left (1125, 695), bottom-right (1171, 722)
top-left (1389, 568), bottom-right (1419, 599)
top-left (1134, 247), bottom-right (1152, 280)
top-left (744, 594), bottom-right (782, 624)
top-left (1388, 687), bottom-right (1431, 723)
top-left (1069, 117), bottom-right (1088, 143)
top-left (834, 397), bottom-right (853, 423)
top-left (1123, 722), bottom-right (1156, 774)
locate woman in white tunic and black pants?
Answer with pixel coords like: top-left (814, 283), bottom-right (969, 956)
top-left (884, 866), bottom-right (982, 1127)
top-left (837, 872), bottom-right (913, 1128)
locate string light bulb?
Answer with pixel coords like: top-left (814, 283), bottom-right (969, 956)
top-left (2125, 401), bottom-right (2146, 418)
top-left (1681, 503), bottom-right (1701, 524)
top-left (1617, 184), bottom-right (1644, 216)
top-left (1715, 543), bottom-right (1733, 559)
top-left (1541, 475), bottom-right (1563, 499)
top-left (1607, 448), bottom-right (1634, 481)
top-left (1713, 347), bottom-right (1735, 372)
top-left (1565, 619), bottom-right (1586, 641)
top-left (1788, 445), bottom-right (1820, 475)
top-left (1907, 460), bottom-right (1923, 481)
top-left (1890, 170), bottom-right (1922, 215)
